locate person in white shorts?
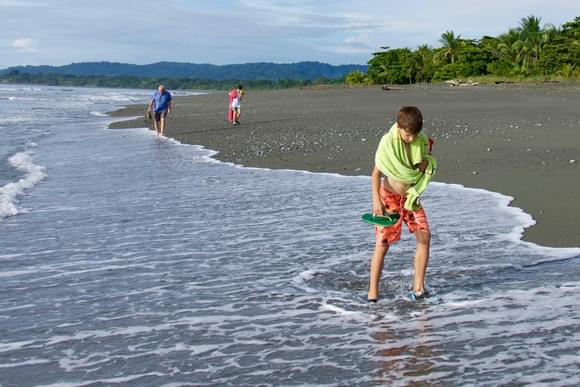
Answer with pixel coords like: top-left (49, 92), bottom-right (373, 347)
top-left (231, 84), bottom-right (244, 126)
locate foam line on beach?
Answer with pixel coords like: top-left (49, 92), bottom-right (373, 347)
top-left (0, 149), bottom-right (47, 220)
top-left (433, 182), bottom-right (580, 256)
top-left (184, 133), bottom-right (579, 254)
top-left (107, 117), bottom-right (580, 255)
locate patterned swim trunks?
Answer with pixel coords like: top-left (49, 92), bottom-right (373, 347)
top-left (375, 185), bottom-right (430, 245)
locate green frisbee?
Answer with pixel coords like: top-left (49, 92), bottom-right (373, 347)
top-left (361, 213), bottom-right (401, 227)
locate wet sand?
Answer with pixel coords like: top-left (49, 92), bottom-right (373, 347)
top-left (109, 84), bottom-right (580, 248)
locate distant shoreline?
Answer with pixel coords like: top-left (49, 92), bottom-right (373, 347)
top-left (1, 73), bottom-right (578, 92)
top-left (109, 83), bottom-right (580, 248)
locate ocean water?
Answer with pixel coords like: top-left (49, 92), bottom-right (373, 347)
top-left (1, 84), bottom-right (579, 387)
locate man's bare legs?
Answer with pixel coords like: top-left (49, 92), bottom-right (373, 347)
top-left (368, 242), bottom-right (389, 301)
top-left (159, 116), bottom-right (166, 136)
top-left (153, 119), bottom-right (160, 136)
top-left (413, 230), bottom-right (431, 294)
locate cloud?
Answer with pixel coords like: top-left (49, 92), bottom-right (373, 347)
top-left (0, 0), bottom-right (47, 7)
top-left (237, 0), bottom-right (371, 31)
top-left (328, 33), bottom-right (377, 54)
top-left (10, 38), bottom-right (39, 51)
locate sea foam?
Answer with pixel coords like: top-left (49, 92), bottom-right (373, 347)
top-left (0, 151), bottom-right (47, 219)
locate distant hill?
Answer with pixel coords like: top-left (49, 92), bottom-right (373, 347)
top-left (0, 61), bottom-right (367, 81)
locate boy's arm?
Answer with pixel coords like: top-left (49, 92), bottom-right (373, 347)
top-left (414, 137), bottom-right (433, 172)
top-left (415, 159), bottom-right (428, 173)
top-left (371, 166), bottom-right (384, 215)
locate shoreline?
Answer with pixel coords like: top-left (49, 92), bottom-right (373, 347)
top-left (109, 84), bottom-right (580, 248)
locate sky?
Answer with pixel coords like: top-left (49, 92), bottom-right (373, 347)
top-left (1, 0), bottom-right (578, 69)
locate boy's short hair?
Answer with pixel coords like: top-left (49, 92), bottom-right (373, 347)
top-left (397, 106), bottom-right (423, 134)
top-left (238, 84), bottom-right (243, 89)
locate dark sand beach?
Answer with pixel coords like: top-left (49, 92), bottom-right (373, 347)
top-left (110, 84), bottom-right (580, 248)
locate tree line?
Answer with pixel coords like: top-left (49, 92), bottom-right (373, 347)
top-left (2, 61), bottom-right (366, 81)
top-left (0, 72), bottom-right (343, 90)
top-left (346, 16), bottom-right (580, 85)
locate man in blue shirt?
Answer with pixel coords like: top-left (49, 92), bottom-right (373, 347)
top-left (148, 85), bottom-right (172, 136)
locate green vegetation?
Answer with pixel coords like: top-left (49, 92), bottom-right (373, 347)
top-left (0, 72), bottom-right (344, 90)
top-left (345, 70), bottom-right (371, 85)
top-left (351, 15), bottom-right (580, 85)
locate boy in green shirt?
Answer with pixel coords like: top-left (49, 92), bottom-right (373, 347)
top-left (368, 106), bottom-right (436, 302)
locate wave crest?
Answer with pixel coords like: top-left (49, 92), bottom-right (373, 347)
top-left (0, 151), bottom-right (47, 219)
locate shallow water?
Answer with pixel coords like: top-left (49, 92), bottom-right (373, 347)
top-left (1, 85), bottom-right (579, 386)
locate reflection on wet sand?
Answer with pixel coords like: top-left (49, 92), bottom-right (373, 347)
top-left (369, 310), bottom-right (441, 385)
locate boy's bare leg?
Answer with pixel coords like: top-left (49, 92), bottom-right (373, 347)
top-left (413, 230), bottom-right (431, 293)
top-left (368, 243), bottom-right (389, 300)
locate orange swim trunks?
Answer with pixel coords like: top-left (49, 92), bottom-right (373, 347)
top-left (375, 185), bottom-right (430, 245)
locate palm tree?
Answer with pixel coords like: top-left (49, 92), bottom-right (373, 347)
top-left (437, 31), bottom-right (461, 64)
top-left (480, 36), bottom-right (501, 61)
top-left (518, 15), bottom-right (553, 74)
top-left (415, 44), bottom-right (434, 83)
top-left (562, 16), bottom-right (580, 42)
top-left (497, 29), bottom-right (526, 74)
top-left (519, 15), bottom-right (542, 38)
top-left (377, 63), bottom-right (390, 86)
top-left (345, 70), bottom-right (369, 85)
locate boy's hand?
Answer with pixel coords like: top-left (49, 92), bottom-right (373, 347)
top-left (372, 200), bottom-right (384, 216)
top-left (415, 159), bottom-right (428, 173)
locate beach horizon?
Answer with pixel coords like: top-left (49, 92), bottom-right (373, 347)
top-left (109, 83), bottom-right (580, 248)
